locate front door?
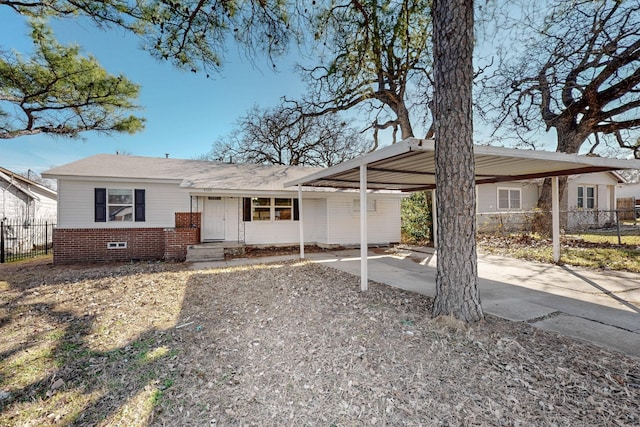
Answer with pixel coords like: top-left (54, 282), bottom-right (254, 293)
top-left (202, 197), bottom-right (225, 241)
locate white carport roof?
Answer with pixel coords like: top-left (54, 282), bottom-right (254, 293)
top-left (285, 137), bottom-right (640, 292)
top-left (285, 138), bottom-right (639, 191)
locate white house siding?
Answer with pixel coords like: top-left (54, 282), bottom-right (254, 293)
top-left (224, 197), bottom-right (241, 242)
top-left (1, 185), bottom-right (29, 221)
top-left (617, 182), bottom-right (640, 199)
top-left (325, 196), bottom-right (401, 245)
top-left (301, 199), bottom-right (319, 244)
top-left (476, 183), bottom-right (539, 233)
top-left (314, 198), bottom-right (328, 244)
top-left (240, 198), bottom-right (320, 245)
top-left (1, 183), bottom-right (56, 222)
top-left (57, 179), bottom-right (188, 228)
top-left (566, 173), bottom-right (618, 229)
top-left (476, 182), bottom-right (539, 213)
top-left (243, 218), bottom-right (303, 245)
top-left (566, 173), bottom-right (617, 211)
top-left (32, 188), bottom-right (57, 220)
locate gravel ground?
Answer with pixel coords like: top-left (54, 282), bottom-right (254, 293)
top-left (1, 258), bottom-right (638, 426)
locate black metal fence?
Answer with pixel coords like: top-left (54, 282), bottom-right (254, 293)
top-left (0, 219), bottom-right (55, 263)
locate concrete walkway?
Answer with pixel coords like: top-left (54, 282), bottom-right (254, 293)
top-left (192, 248), bottom-right (640, 359)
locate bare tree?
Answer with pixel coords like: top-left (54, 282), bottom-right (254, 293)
top-left (286, 0), bottom-right (433, 148)
top-left (432, 0), bottom-right (483, 322)
top-left (203, 105), bottom-right (368, 167)
top-left (479, 0), bottom-right (640, 206)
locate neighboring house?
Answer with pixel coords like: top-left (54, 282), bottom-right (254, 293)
top-left (43, 154), bottom-right (404, 264)
top-left (476, 171), bottom-right (624, 232)
top-left (1, 167), bottom-right (57, 257)
top-left (617, 181), bottom-right (640, 199)
top-left (1, 166), bottom-right (57, 223)
top-left (617, 181), bottom-right (640, 218)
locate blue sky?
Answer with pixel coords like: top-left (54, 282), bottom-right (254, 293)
top-left (1, 10), bottom-right (309, 174)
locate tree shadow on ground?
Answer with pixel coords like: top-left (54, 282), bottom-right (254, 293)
top-left (0, 260), bottom-right (189, 425)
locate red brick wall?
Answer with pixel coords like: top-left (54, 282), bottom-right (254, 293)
top-left (53, 212), bottom-right (203, 264)
top-left (175, 212), bottom-right (201, 229)
top-left (164, 227), bottom-right (199, 261)
top-left (53, 226), bottom-right (201, 264)
top-left (53, 228), bottom-right (165, 264)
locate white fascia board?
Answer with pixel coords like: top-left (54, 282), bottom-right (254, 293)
top-left (473, 144), bottom-right (640, 170)
top-left (186, 188), bottom-right (406, 198)
top-left (186, 189), bottom-right (300, 197)
top-left (43, 174), bottom-right (183, 185)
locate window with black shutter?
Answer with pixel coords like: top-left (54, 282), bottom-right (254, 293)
top-left (135, 189), bottom-right (145, 221)
top-left (95, 188), bottom-right (107, 222)
top-left (243, 197), bottom-right (252, 221)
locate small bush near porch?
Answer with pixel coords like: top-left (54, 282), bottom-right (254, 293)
top-left (1, 258), bottom-right (638, 426)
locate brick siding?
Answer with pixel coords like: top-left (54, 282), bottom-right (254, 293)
top-left (175, 212), bottom-right (201, 229)
top-left (53, 212), bottom-right (201, 264)
top-left (164, 227), bottom-right (199, 261)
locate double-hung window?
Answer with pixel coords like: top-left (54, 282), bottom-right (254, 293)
top-left (243, 197), bottom-right (298, 221)
top-left (252, 197), bottom-right (272, 221)
top-left (95, 188), bottom-right (145, 222)
top-left (108, 189), bottom-right (134, 221)
top-left (497, 188), bottom-right (521, 210)
top-left (577, 186), bottom-right (596, 209)
top-left (274, 198), bottom-right (293, 220)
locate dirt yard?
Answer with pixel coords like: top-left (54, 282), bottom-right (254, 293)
top-left (1, 257), bottom-right (638, 426)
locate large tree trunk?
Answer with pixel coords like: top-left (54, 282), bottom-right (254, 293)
top-left (397, 102), bottom-right (415, 140)
top-left (431, 0), bottom-right (483, 322)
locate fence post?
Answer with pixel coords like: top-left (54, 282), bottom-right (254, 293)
top-left (615, 210), bottom-right (622, 246)
top-left (1, 221), bottom-right (4, 263)
top-left (45, 221), bottom-right (49, 255)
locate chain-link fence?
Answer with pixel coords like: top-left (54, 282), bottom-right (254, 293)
top-left (476, 209), bottom-right (639, 245)
top-left (0, 219), bottom-right (55, 263)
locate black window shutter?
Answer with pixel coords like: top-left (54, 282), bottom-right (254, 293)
top-left (135, 189), bottom-right (145, 222)
top-left (243, 198), bottom-right (252, 221)
top-left (293, 198), bottom-right (299, 221)
top-left (95, 188), bottom-right (106, 222)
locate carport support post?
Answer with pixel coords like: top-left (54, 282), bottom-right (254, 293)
top-left (298, 184), bottom-right (304, 259)
top-left (552, 176), bottom-right (560, 262)
top-left (360, 163), bottom-right (368, 291)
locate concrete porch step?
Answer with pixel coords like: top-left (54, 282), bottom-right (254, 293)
top-left (186, 244), bottom-right (225, 262)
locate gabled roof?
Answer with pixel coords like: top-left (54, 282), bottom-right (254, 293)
top-left (285, 138), bottom-right (640, 191)
top-left (43, 154), bottom-right (324, 193)
top-left (0, 166), bottom-right (57, 200)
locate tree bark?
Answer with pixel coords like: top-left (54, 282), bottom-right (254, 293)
top-left (397, 102), bottom-right (415, 140)
top-left (431, 0), bottom-right (483, 322)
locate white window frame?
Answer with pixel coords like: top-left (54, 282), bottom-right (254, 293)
top-left (107, 188), bottom-right (134, 222)
top-left (497, 187), bottom-right (522, 210)
top-left (251, 197), bottom-right (294, 221)
top-left (577, 185), bottom-right (596, 209)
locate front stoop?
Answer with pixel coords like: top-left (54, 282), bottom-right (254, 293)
top-left (185, 244), bottom-right (225, 262)
top-left (185, 242), bottom-right (245, 262)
